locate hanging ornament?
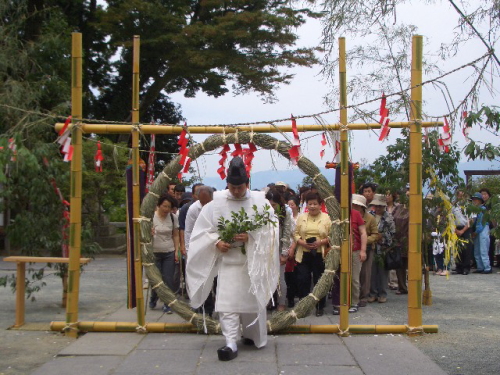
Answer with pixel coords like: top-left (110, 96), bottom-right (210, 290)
top-left (177, 124), bottom-right (190, 181)
top-left (319, 132), bottom-right (327, 159)
top-left (57, 116), bottom-right (73, 162)
top-left (378, 93), bottom-right (391, 141)
top-left (217, 144), bottom-right (230, 180)
top-left (94, 141), bottom-right (104, 172)
top-left (438, 117), bottom-right (452, 153)
top-left (288, 115), bottom-right (302, 165)
top-left (242, 143), bottom-right (257, 176)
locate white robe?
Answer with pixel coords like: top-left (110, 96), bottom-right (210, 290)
top-left (186, 189), bottom-right (280, 313)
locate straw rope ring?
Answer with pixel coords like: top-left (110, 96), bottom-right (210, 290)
top-left (140, 132), bottom-right (342, 334)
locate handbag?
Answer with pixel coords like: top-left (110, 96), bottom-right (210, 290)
top-left (385, 246), bottom-right (403, 270)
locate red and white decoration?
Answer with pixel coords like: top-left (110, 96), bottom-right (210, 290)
top-left (438, 117), bottom-right (452, 153)
top-left (57, 116), bottom-right (74, 162)
top-left (94, 141), bottom-right (104, 172)
top-left (145, 134), bottom-right (156, 192)
top-left (217, 144), bottom-right (230, 180)
top-left (378, 94), bottom-right (391, 141)
top-left (319, 132), bottom-right (327, 159)
top-left (242, 143), bottom-right (257, 177)
top-left (217, 142), bottom-right (257, 180)
top-left (177, 126), bottom-right (191, 181)
top-left (288, 115), bottom-right (302, 165)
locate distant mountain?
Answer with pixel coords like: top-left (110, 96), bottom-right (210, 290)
top-left (198, 159), bottom-right (499, 192)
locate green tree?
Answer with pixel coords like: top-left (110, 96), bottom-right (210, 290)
top-left (463, 105), bottom-right (500, 162)
top-left (320, 0), bottom-right (499, 130)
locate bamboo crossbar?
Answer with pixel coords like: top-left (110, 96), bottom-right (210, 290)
top-left (49, 321), bottom-right (438, 334)
top-left (54, 121), bottom-right (443, 135)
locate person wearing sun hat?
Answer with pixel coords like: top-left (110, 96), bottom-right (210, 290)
top-left (186, 157), bottom-right (280, 361)
top-left (331, 194), bottom-right (367, 315)
top-left (367, 194), bottom-right (395, 303)
top-left (470, 192), bottom-right (491, 274)
top-left (355, 194), bottom-right (379, 308)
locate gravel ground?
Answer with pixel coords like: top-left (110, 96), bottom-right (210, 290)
top-left (1, 256), bottom-right (499, 375)
top-left (0, 256), bottom-right (128, 375)
top-left (372, 268), bottom-right (500, 375)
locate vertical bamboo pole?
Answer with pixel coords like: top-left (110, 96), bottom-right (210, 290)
top-left (65, 33), bottom-right (83, 337)
top-left (408, 35), bottom-right (423, 332)
top-left (14, 262), bottom-right (26, 327)
top-left (338, 37), bottom-right (351, 335)
top-left (132, 36), bottom-right (145, 328)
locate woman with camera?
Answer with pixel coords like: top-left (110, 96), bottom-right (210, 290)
top-left (293, 192), bottom-right (332, 316)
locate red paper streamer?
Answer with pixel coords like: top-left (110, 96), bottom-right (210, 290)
top-left (94, 141), bottom-right (104, 172)
top-left (438, 117), bottom-right (452, 153)
top-left (58, 116), bottom-right (72, 136)
top-left (242, 143), bottom-right (257, 176)
top-left (218, 144), bottom-right (230, 180)
top-left (320, 133), bottom-right (327, 159)
top-left (177, 124), bottom-right (190, 181)
top-left (288, 115), bottom-right (302, 165)
top-left (378, 94), bottom-right (391, 141)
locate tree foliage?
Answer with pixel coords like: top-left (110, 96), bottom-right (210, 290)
top-left (320, 0), bottom-right (500, 129)
top-left (0, 1), bottom-right (322, 296)
top-left (463, 105), bottom-right (500, 161)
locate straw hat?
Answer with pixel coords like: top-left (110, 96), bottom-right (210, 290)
top-left (351, 194), bottom-right (367, 208)
top-left (371, 193), bottom-right (387, 206)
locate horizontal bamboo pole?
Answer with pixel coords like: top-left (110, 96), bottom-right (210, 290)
top-left (54, 121), bottom-right (443, 135)
top-left (50, 321), bottom-right (438, 334)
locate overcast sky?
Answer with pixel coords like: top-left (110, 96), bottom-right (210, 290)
top-left (170, 1), bottom-right (498, 180)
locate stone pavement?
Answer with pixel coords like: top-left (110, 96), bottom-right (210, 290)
top-left (31, 304), bottom-right (446, 375)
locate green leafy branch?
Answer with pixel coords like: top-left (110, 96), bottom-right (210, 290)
top-left (217, 204), bottom-right (276, 254)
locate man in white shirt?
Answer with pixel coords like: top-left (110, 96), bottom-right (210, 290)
top-left (184, 186), bottom-right (214, 255)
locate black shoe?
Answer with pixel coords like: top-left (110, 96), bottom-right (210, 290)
top-left (315, 308), bottom-right (324, 317)
top-left (332, 307), bottom-right (340, 315)
top-left (287, 299), bottom-right (295, 308)
top-left (242, 338), bottom-right (254, 346)
top-left (473, 269), bottom-right (484, 273)
top-left (149, 300), bottom-right (157, 309)
top-left (217, 346), bottom-right (238, 361)
top-left (482, 269), bottom-right (492, 274)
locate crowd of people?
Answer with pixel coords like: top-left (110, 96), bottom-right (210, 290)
top-left (146, 156), bottom-right (498, 360)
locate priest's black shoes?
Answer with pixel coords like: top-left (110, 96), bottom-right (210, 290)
top-left (217, 346), bottom-right (238, 361)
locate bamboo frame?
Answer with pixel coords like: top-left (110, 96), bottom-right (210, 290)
top-left (338, 37), bottom-right (351, 334)
top-left (408, 35), bottom-right (424, 333)
top-left (4, 257), bottom-right (90, 327)
top-left (50, 321), bottom-right (438, 334)
top-left (51, 34), bottom-right (436, 337)
top-left (64, 33), bottom-right (83, 338)
top-left (54, 121), bottom-right (442, 134)
top-left (131, 35), bottom-right (146, 329)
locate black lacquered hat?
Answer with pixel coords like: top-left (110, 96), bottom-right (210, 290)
top-left (226, 157), bottom-right (249, 185)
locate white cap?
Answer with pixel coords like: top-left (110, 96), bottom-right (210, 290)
top-left (351, 194), bottom-right (367, 208)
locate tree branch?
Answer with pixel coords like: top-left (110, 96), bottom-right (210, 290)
top-left (448, 0), bottom-right (500, 68)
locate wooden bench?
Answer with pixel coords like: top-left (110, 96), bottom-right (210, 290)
top-left (3, 256), bottom-right (91, 327)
